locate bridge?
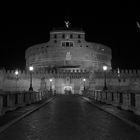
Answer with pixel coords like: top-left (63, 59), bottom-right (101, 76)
top-left (0, 90), bottom-right (140, 139)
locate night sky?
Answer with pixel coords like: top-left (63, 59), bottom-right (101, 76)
top-left (0, 1), bottom-right (138, 70)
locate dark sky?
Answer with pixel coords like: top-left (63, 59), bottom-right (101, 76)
top-left (0, 1), bottom-right (138, 70)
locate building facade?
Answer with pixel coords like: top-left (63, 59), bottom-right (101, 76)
top-left (0, 27), bottom-right (140, 94)
top-left (24, 28), bottom-right (112, 93)
top-left (1, 26), bottom-right (140, 116)
top-left (25, 29), bottom-right (112, 71)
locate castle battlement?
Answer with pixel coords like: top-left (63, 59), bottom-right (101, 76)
top-left (94, 69), bottom-right (140, 79)
top-left (1, 69), bottom-right (140, 80)
top-left (0, 69), bottom-right (90, 79)
top-left (1, 27), bottom-right (140, 95)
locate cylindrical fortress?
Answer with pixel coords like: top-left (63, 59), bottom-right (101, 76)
top-left (25, 29), bottom-right (112, 71)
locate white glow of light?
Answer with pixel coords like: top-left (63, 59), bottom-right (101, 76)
top-left (83, 78), bottom-right (86, 82)
top-left (117, 68), bottom-right (120, 74)
top-left (136, 21), bottom-right (140, 28)
top-left (15, 70), bottom-right (19, 76)
top-left (103, 65), bottom-right (108, 71)
top-left (29, 66), bottom-right (34, 71)
top-left (49, 79), bottom-right (53, 82)
top-left (117, 68), bottom-right (120, 77)
top-left (64, 86), bottom-right (72, 90)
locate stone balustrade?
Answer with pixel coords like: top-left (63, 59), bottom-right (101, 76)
top-left (0, 90), bottom-right (53, 116)
top-left (87, 90), bottom-right (140, 116)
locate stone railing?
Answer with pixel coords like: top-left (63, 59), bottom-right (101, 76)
top-left (86, 90), bottom-right (140, 116)
top-left (0, 90), bottom-right (53, 116)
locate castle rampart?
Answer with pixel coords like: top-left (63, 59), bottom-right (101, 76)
top-left (0, 69), bottom-right (140, 93)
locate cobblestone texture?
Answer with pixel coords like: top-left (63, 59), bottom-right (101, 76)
top-left (0, 95), bottom-right (140, 140)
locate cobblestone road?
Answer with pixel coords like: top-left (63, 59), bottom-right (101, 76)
top-left (0, 95), bottom-right (140, 140)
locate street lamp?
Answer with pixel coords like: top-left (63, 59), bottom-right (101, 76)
top-left (103, 65), bottom-right (108, 91)
top-left (117, 67), bottom-right (121, 90)
top-left (15, 70), bottom-right (19, 91)
top-left (83, 78), bottom-right (86, 91)
top-left (29, 66), bottom-right (34, 91)
top-left (117, 68), bottom-right (120, 80)
top-left (49, 78), bottom-right (53, 91)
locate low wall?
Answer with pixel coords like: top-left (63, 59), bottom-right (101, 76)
top-left (87, 90), bottom-right (140, 116)
top-left (0, 90), bottom-right (53, 116)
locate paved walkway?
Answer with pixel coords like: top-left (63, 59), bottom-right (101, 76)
top-left (0, 95), bottom-right (140, 140)
top-left (0, 97), bottom-right (54, 133)
top-left (84, 96), bottom-right (140, 131)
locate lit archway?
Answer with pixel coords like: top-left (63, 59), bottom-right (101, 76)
top-left (64, 86), bottom-right (73, 94)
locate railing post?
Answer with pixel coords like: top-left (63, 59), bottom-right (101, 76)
top-left (7, 93), bottom-right (12, 110)
top-left (0, 94), bottom-right (3, 116)
top-left (112, 91), bottom-right (118, 106)
top-left (129, 92), bottom-right (135, 112)
top-left (18, 92), bottom-right (24, 106)
top-left (121, 92), bottom-right (129, 110)
top-left (134, 93), bottom-right (140, 115)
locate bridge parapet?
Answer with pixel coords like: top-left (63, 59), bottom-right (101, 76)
top-left (86, 89), bottom-right (140, 116)
top-left (0, 90), bottom-right (52, 116)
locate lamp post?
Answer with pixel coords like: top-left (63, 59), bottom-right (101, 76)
top-left (117, 67), bottom-right (120, 90)
top-left (15, 70), bottom-right (19, 91)
top-left (29, 66), bottom-right (34, 91)
top-left (103, 65), bottom-right (108, 91)
top-left (83, 78), bottom-right (86, 91)
top-left (49, 78), bottom-right (53, 92)
top-left (117, 68), bottom-right (120, 79)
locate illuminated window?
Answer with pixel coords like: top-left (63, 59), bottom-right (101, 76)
top-left (61, 41), bottom-right (74, 47)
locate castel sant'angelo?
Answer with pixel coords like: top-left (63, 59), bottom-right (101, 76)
top-left (0, 22), bottom-right (140, 94)
top-left (25, 23), bottom-right (112, 72)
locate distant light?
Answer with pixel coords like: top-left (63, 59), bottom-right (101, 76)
top-left (83, 78), bottom-right (86, 82)
top-left (49, 79), bottom-right (53, 82)
top-left (117, 68), bottom-right (120, 74)
top-left (136, 21), bottom-right (140, 28)
top-left (15, 70), bottom-right (19, 76)
top-left (103, 65), bottom-right (108, 71)
top-left (29, 66), bottom-right (34, 71)
top-left (117, 68), bottom-right (120, 77)
top-left (101, 48), bottom-right (104, 51)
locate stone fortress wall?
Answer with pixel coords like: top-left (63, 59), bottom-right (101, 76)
top-left (1, 69), bottom-right (140, 116)
top-left (1, 28), bottom-right (140, 116)
top-left (0, 69), bottom-right (140, 93)
top-left (1, 28), bottom-right (140, 93)
top-left (25, 30), bottom-right (112, 71)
